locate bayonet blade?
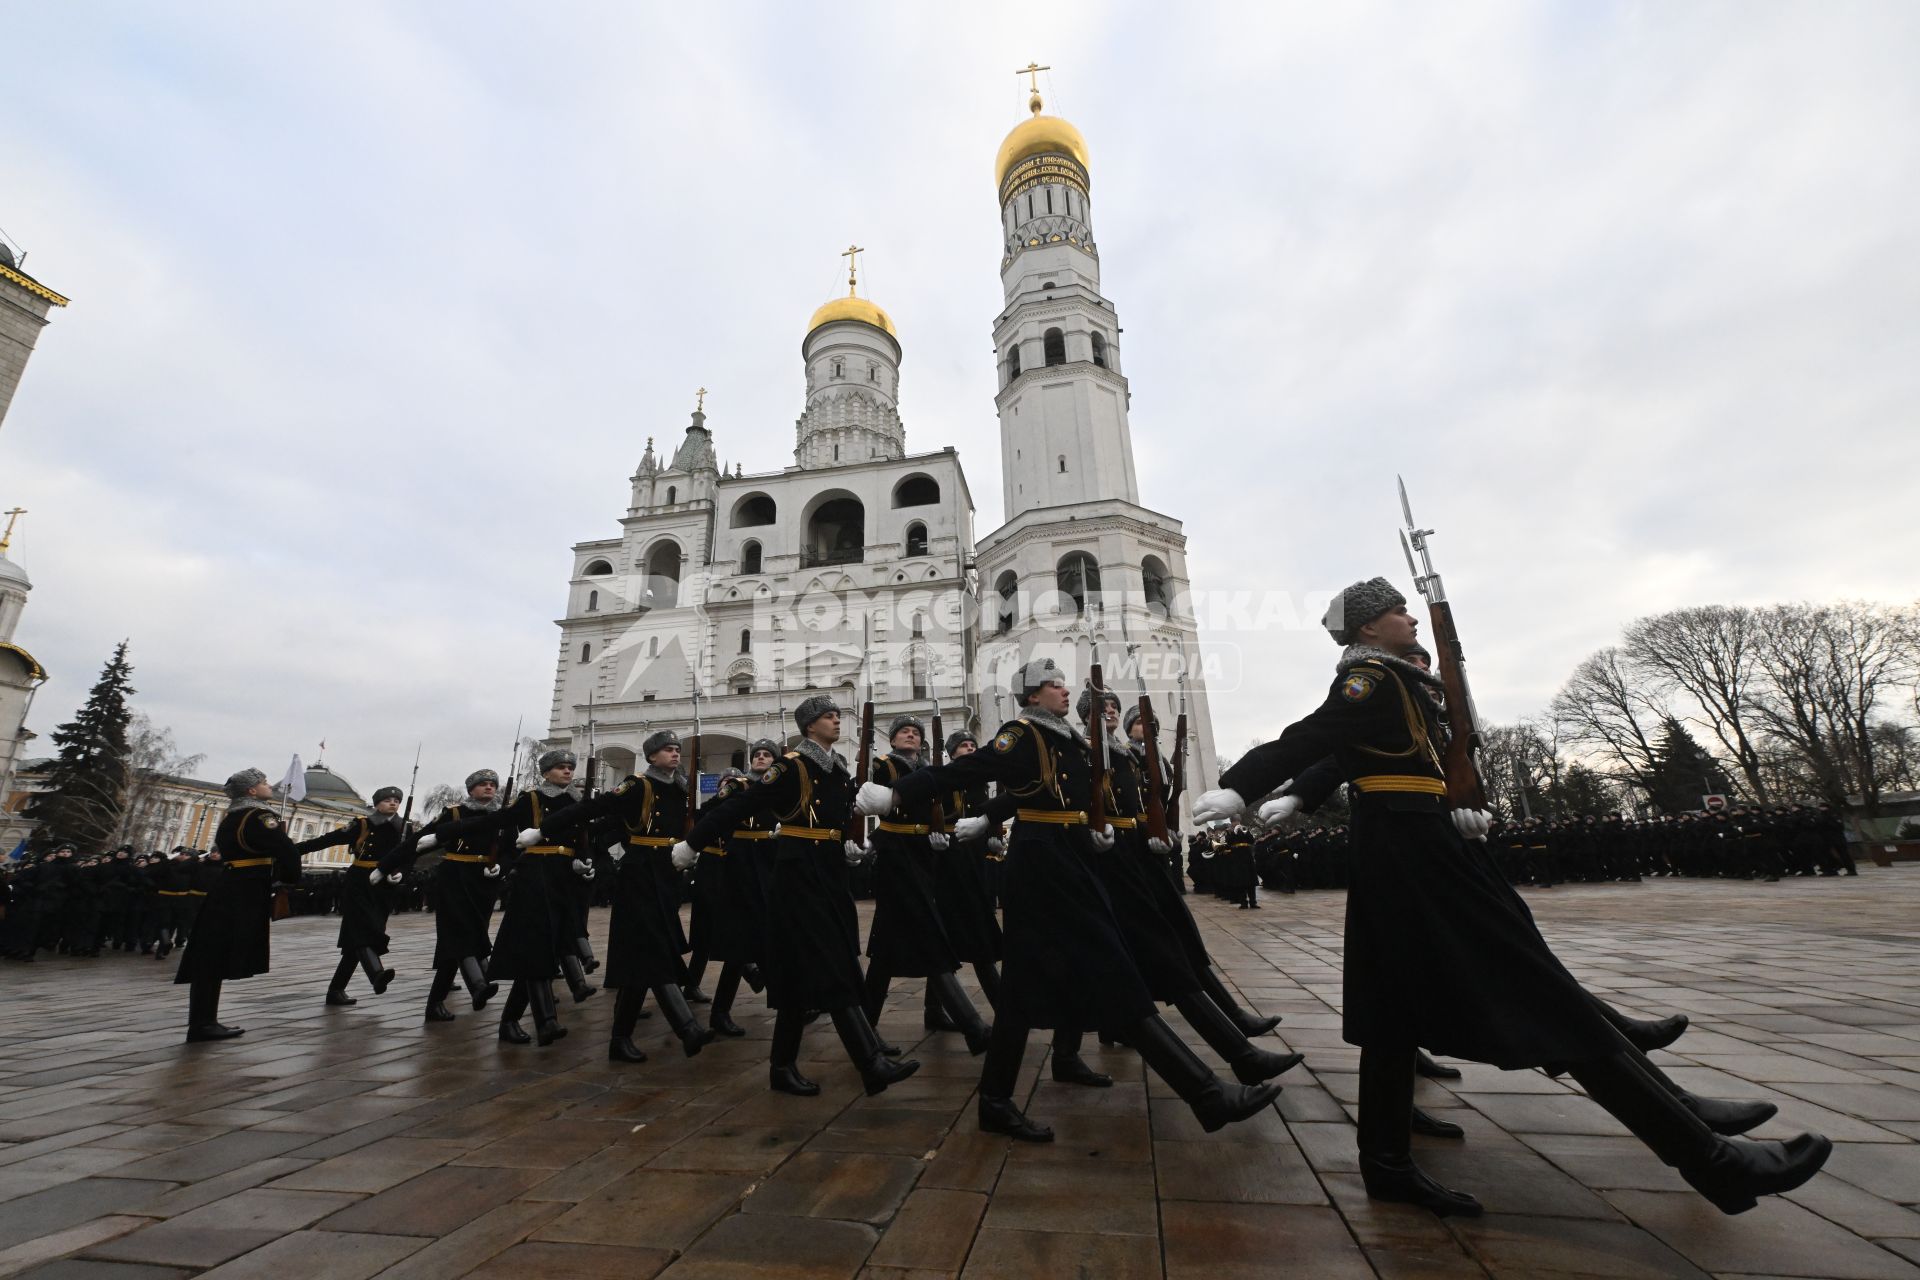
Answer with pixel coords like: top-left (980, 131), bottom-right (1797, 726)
top-left (1397, 474), bottom-right (1417, 530)
top-left (1399, 529), bottom-right (1420, 581)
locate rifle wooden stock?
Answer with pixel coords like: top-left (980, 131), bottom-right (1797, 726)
top-left (1167, 712), bottom-right (1190, 814)
top-left (843, 701), bottom-right (875, 844)
top-left (1425, 598), bottom-right (1490, 810)
top-left (1137, 694), bottom-right (1170, 843)
top-left (685, 733), bottom-right (702, 836)
top-left (1088, 665), bottom-right (1109, 832)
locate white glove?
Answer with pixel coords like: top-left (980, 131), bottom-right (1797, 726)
top-left (515, 827), bottom-right (541, 849)
top-left (1147, 836), bottom-right (1172, 856)
top-left (387, 871), bottom-right (404, 885)
top-left (571, 858), bottom-right (596, 880)
top-left (483, 862), bottom-right (502, 878)
top-left (1088, 824), bottom-right (1116, 853)
top-left (854, 782), bottom-right (895, 817)
top-left (414, 833), bottom-right (438, 853)
top-left (929, 832), bottom-right (950, 851)
top-left (607, 843), bottom-right (626, 863)
top-left (671, 841), bottom-right (696, 870)
top-left (1258, 795), bottom-right (1302, 825)
top-left (1451, 809), bottom-right (1492, 841)
top-left (987, 837), bottom-right (1004, 856)
top-left (955, 815), bottom-right (990, 842)
top-left (369, 869), bottom-right (385, 885)
top-left (844, 840), bottom-right (867, 865)
top-left (1192, 788), bottom-right (1247, 825)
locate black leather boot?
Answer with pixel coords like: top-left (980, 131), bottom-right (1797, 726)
top-left (1597, 998), bottom-right (1688, 1054)
top-left (1174, 991), bottom-right (1304, 1086)
top-left (576, 935), bottom-right (599, 974)
top-left (1131, 1014), bottom-right (1280, 1132)
top-left (682, 949), bottom-right (710, 1003)
top-left (1051, 1029), bottom-right (1113, 1087)
top-left (326, 954), bottom-right (357, 1005)
top-left (743, 963), bottom-right (766, 993)
top-left (929, 971), bottom-right (992, 1056)
top-left (357, 947), bottom-right (394, 996)
top-left (425, 967), bottom-right (457, 1022)
top-left (1200, 968), bottom-right (1280, 1037)
top-left (861, 964), bottom-right (904, 1056)
top-left (1415, 1050), bottom-right (1461, 1080)
top-left (830, 1006), bottom-right (920, 1096)
top-left (709, 965), bottom-right (746, 1037)
top-left (498, 982), bottom-right (531, 1044)
top-left (980, 1095), bottom-right (1054, 1142)
top-left (1567, 1051), bottom-right (1830, 1214)
top-left (1623, 1045), bottom-right (1779, 1136)
top-left (768, 1008), bottom-right (818, 1095)
top-left (609, 987), bottom-right (648, 1063)
top-left (653, 984), bottom-right (715, 1057)
top-left (560, 954), bottom-right (597, 1003)
top-left (924, 984), bottom-right (960, 1032)
top-left (185, 979), bottom-right (244, 1043)
top-left (461, 957), bottom-right (498, 1010)
top-left (527, 980), bottom-right (567, 1047)
top-left (1410, 1106), bottom-right (1465, 1138)
top-left (1359, 1044), bottom-right (1481, 1216)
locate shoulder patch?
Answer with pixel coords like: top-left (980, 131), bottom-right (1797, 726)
top-left (993, 724), bottom-right (1025, 753)
top-left (1340, 672), bottom-right (1378, 703)
top-left (765, 761), bottom-right (788, 782)
top-left (262, 816), bottom-right (280, 830)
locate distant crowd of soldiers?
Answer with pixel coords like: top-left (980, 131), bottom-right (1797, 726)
top-left (1185, 802), bottom-right (1857, 904)
top-left (0, 843), bottom-right (441, 963)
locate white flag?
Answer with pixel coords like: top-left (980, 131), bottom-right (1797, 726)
top-left (281, 754), bottom-right (307, 803)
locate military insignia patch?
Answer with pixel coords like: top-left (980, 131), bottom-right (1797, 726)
top-left (262, 817), bottom-right (280, 829)
top-left (993, 727), bottom-right (1022, 753)
top-left (1340, 673), bottom-right (1377, 703)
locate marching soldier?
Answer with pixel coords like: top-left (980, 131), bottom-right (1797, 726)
top-left (410, 769), bottom-right (506, 1020)
top-left (297, 785), bottom-right (411, 1005)
top-left (702, 757), bottom-right (772, 1037)
top-left (680, 696), bottom-right (920, 1098)
top-left (935, 729), bottom-right (1005, 1020)
top-left (489, 749), bottom-right (590, 1046)
top-left (1195, 577), bottom-right (1829, 1217)
top-left (857, 660), bottom-right (1282, 1144)
top-left (173, 768), bottom-right (304, 1042)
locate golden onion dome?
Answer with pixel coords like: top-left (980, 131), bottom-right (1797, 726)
top-left (806, 294), bottom-right (896, 340)
top-left (994, 112), bottom-right (1090, 193)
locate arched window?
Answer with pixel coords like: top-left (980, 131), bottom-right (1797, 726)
top-left (911, 611), bottom-right (924, 638)
top-left (580, 642), bottom-right (592, 662)
top-left (893, 475), bottom-right (940, 507)
top-left (586, 590), bottom-right (599, 612)
top-left (739, 628), bottom-right (752, 655)
top-left (1058, 454), bottom-right (1068, 474)
top-left (648, 636), bottom-right (658, 657)
top-left (731, 493), bottom-right (776, 527)
top-left (1090, 331), bottom-right (1108, 369)
top-left (911, 651), bottom-right (929, 699)
top-left (1043, 328), bottom-right (1066, 367)
top-left (1142, 555), bottom-right (1172, 616)
top-left (583, 559), bottom-right (613, 576)
top-left (644, 542), bottom-right (683, 608)
top-left (804, 494), bottom-right (865, 568)
top-left (1007, 345), bottom-right (1022, 380)
top-left (666, 485), bottom-right (677, 505)
top-left (832, 359), bottom-right (843, 379)
top-left (904, 523), bottom-right (928, 556)
top-left (740, 540), bottom-right (762, 574)
top-left (994, 571), bottom-right (1018, 635)
top-left (1056, 552), bottom-right (1101, 615)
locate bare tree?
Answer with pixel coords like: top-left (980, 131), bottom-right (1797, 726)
top-left (118, 713), bottom-right (207, 848)
top-left (1548, 648), bottom-right (1664, 796)
top-left (1623, 606), bottom-right (1772, 801)
top-left (1481, 721), bottom-right (1557, 821)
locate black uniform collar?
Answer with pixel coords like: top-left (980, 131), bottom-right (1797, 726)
top-left (644, 765), bottom-right (685, 789)
top-left (1337, 643), bottom-right (1443, 690)
top-left (228, 797), bottom-right (277, 815)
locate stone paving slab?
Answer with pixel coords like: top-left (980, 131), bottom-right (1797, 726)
top-left (1, 867), bottom-right (1918, 1276)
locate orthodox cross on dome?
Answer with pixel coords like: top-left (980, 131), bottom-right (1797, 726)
top-left (0, 507), bottom-right (24, 555)
top-left (695, 387), bottom-right (707, 412)
top-left (841, 243), bottom-right (866, 297)
top-left (1015, 61), bottom-right (1051, 114)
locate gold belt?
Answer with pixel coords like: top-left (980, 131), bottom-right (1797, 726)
top-left (732, 830), bottom-right (773, 840)
top-left (1108, 817), bottom-right (1138, 829)
top-left (702, 846), bottom-right (726, 857)
top-left (227, 858), bottom-right (272, 869)
top-left (158, 890), bottom-right (187, 897)
top-left (442, 853), bottom-right (486, 864)
top-left (781, 825), bottom-right (843, 842)
top-left (351, 859), bottom-right (382, 869)
top-left (1352, 775), bottom-right (1448, 796)
top-left (1016, 809), bottom-right (1088, 825)
top-left (626, 835), bottom-right (676, 847)
top-left (524, 846), bottom-right (574, 856)
top-left (876, 821), bottom-right (931, 835)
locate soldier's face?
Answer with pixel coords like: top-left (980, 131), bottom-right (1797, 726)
top-left (653, 745), bottom-right (682, 770)
top-left (376, 797), bottom-right (401, 815)
top-left (1033, 681), bottom-right (1071, 716)
top-left (893, 727), bottom-right (922, 752)
top-left (809, 711), bottom-right (842, 745)
top-left (1102, 703), bottom-right (1120, 730)
top-left (1360, 604), bottom-right (1419, 652)
top-left (470, 782), bottom-right (498, 802)
top-left (1128, 721), bottom-right (1145, 742)
top-left (952, 741), bottom-right (976, 758)
top-left (545, 763), bottom-right (575, 784)
top-left (249, 780), bottom-right (275, 800)
top-left (751, 749), bottom-right (775, 771)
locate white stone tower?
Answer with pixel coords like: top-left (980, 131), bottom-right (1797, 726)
top-left (973, 68), bottom-right (1224, 809)
top-left (795, 246), bottom-right (905, 469)
top-left (0, 511), bottom-right (47, 847)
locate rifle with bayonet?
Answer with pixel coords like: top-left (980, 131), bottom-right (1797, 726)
top-left (1398, 476), bottom-right (1490, 811)
top-left (686, 688), bottom-right (703, 837)
top-left (1088, 663), bottom-right (1109, 834)
top-left (844, 700), bottom-right (876, 846)
top-left (928, 700), bottom-right (948, 836)
top-left (1167, 676), bottom-right (1191, 817)
top-left (501, 716), bottom-right (523, 806)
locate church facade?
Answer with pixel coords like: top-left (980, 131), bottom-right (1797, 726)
top-left (547, 86), bottom-right (1219, 809)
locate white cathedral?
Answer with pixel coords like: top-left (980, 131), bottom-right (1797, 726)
top-left (546, 83), bottom-right (1222, 813)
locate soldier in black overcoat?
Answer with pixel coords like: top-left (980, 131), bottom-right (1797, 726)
top-left (410, 768), bottom-right (506, 1021)
top-left (488, 749), bottom-right (591, 1046)
top-left (682, 695), bottom-right (919, 1098)
top-left (1196, 577), bottom-right (1830, 1218)
top-left (529, 730), bottom-right (714, 1063)
top-left (932, 729), bottom-right (1004, 1020)
top-left (858, 660), bottom-right (1281, 1145)
top-left (705, 741), bottom-right (780, 1037)
top-left (173, 768), bottom-right (304, 1042)
top-left (296, 785), bottom-right (410, 1005)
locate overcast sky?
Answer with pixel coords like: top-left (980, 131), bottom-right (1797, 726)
top-left (3, 1), bottom-right (1915, 801)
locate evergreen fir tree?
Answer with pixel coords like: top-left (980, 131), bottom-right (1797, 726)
top-left (24, 641), bottom-right (137, 853)
top-left (1646, 717), bottom-right (1733, 814)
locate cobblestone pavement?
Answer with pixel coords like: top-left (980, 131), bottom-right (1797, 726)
top-left (3, 866), bottom-right (1918, 1279)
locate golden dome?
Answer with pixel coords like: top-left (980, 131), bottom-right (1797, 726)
top-left (995, 113), bottom-right (1090, 192)
top-left (806, 294), bottom-right (896, 339)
